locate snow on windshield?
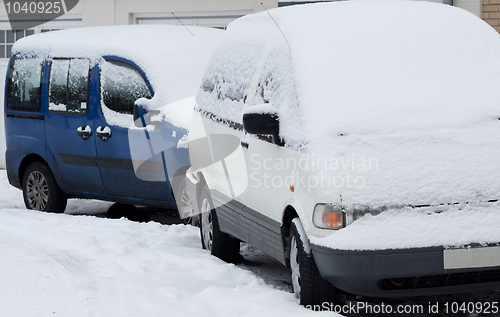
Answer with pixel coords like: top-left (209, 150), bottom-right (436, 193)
top-left (198, 37), bottom-right (305, 146)
top-left (227, 1), bottom-right (500, 137)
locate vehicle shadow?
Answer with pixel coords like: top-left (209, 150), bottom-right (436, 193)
top-left (238, 243), bottom-right (293, 293)
top-left (66, 201), bottom-right (183, 225)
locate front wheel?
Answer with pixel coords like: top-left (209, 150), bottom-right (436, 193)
top-left (290, 218), bottom-right (338, 306)
top-left (199, 187), bottom-right (240, 263)
top-left (22, 162), bottom-right (67, 213)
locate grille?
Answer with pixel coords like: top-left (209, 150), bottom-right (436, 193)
top-left (379, 269), bottom-right (500, 290)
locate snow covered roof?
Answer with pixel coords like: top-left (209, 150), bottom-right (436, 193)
top-left (225, 1), bottom-right (500, 137)
top-left (13, 25), bottom-right (224, 113)
top-left (199, 1), bottom-right (500, 207)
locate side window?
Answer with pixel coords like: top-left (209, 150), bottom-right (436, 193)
top-left (250, 46), bottom-right (304, 146)
top-left (100, 60), bottom-right (152, 115)
top-left (49, 58), bottom-right (91, 114)
top-left (253, 75), bottom-right (274, 105)
top-left (6, 56), bottom-right (43, 112)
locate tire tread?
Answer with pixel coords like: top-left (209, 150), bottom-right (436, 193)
top-left (199, 187), bottom-right (240, 263)
top-left (290, 220), bottom-right (337, 306)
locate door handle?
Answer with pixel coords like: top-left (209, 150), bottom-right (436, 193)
top-left (241, 141), bottom-right (249, 149)
top-left (76, 125), bottom-right (92, 140)
top-left (96, 126), bottom-right (112, 142)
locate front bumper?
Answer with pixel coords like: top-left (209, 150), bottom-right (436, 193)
top-left (312, 244), bottom-right (500, 298)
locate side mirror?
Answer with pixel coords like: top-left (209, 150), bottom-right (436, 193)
top-left (133, 103), bottom-right (161, 127)
top-left (133, 103), bottom-right (149, 127)
top-left (242, 112), bottom-right (283, 146)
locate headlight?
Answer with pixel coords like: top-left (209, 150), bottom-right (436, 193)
top-left (313, 203), bottom-right (344, 230)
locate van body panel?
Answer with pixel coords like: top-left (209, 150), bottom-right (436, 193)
top-left (44, 60), bottom-right (107, 195)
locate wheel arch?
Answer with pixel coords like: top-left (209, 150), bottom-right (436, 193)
top-left (281, 205), bottom-right (299, 268)
top-left (171, 165), bottom-right (190, 196)
top-left (195, 171), bottom-right (208, 205)
top-left (281, 202), bottom-right (315, 268)
top-left (19, 154), bottom-right (48, 188)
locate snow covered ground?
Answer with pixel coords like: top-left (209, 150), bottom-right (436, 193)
top-left (2, 166), bottom-right (498, 317)
top-left (0, 170), bottom-right (324, 317)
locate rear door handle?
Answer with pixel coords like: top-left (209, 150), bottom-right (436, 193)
top-left (241, 141), bottom-right (249, 149)
top-left (96, 126), bottom-right (112, 142)
top-left (76, 125), bottom-right (92, 140)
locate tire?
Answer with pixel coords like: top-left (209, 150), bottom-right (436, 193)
top-left (174, 177), bottom-right (198, 226)
top-left (22, 162), bottom-right (67, 213)
top-left (290, 218), bottom-right (338, 306)
top-left (199, 186), bottom-right (240, 263)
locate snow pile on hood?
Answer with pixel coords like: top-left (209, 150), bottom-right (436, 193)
top-left (199, 1), bottom-right (500, 207)
top-left (13, 25), bottom-right (223, 129)
top-left (312, 202), bottom-right (500, 250)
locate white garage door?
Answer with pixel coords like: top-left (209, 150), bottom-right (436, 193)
top-left (278, 0), bottom-right (482, 17)
top-left (135, 11), bottom-right (251, 29)
top-left (0, 17), bottom-right (81, 169)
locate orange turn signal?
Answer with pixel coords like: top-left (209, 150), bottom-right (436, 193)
top-left (321, 212), bottom-right (343, 229)
top-left (313, 204), bottom-right (344, 229)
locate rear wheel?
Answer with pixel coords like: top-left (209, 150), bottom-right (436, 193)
top-left (22, 162), bottom-right (67, 213)
top-left (290, 218), bottom-right (338, 306)
top-left (199, 187), bottom-right (240, 263)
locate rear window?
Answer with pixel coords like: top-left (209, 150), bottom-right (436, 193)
top-left (6, 56), bottom-right (43, 112)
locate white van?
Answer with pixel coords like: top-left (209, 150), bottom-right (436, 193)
top-left (186, 1), bottom-right (500, 306)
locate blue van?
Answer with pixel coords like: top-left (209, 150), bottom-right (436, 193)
top-left (4, 25), bottom-right (221, 215)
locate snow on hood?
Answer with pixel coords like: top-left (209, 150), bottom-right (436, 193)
top-left (207, 1), bottom-right (500, 207)
top-left (13, 25), bottom-right (223, 129)
top-left (311, 202), bottom-right (500, 251)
